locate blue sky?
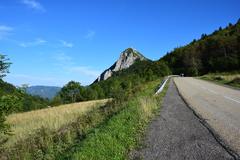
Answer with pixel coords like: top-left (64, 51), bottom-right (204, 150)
top-left (0, 0), bottom-right (239, 87)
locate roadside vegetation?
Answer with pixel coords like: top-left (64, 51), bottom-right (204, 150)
top-left (4, 99), bottom-right (109, 148)
top-left (0, 51), bottom-right (170, 159)
top-left (71, 79), bottom-right (168, 160)
top-left (51, 59), bottom-right (171, 106)
top-left (0, 78), bottom-right (167, 160)
top-left (200, 72), bottom-right (240, 88)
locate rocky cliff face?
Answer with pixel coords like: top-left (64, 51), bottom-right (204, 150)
top-left (94, 48), bottom-right (146, 82)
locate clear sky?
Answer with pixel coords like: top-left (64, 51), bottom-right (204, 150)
top-left (0, 0), bottom-right (239, 87)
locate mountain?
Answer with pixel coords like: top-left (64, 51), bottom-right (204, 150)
top-left (26, 86), bottom-right (61, 99)
top-left (56, 47), bottom-right (171, 104)
top-left (94, 48), bottom-right (147, 82)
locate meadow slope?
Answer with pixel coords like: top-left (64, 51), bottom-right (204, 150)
top-left (5, 99), bottom-right (109, 147)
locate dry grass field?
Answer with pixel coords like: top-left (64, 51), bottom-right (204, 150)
top-left (5, 99), bottom-right (109, 147)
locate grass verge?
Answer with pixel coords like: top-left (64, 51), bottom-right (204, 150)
top-left (200, 73), bottom-right (240, 89)
top-left (70, 79), bottom-right (168, 160)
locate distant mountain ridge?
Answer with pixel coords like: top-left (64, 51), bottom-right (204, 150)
top-left (94, 48), bottom-right (147, 83)
top-left (26, 86), bottom-right (61, 99)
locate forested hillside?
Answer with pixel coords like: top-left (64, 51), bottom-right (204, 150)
top-left (0, 55), bottom-right (48, 137)
top-left (0, 54), bottom-right (49, 132)
top-left (160, 19), bottom-right (240, 76)
top-left (0, 80), bottom-right (49, 113)
top-left (53, 60), bottom-right (171, 105)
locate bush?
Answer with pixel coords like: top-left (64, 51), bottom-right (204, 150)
top-left (214, 76), bottom-right (224, 81)
top-left (230, 77), bottom-right (240, 84)
top-left (0, 95), bottom-right (22, 147)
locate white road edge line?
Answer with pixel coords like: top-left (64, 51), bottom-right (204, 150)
top-left (223, 96), bottom-right (240, 104)
top-left (206, 89), bottom-right (218, 95)
top-left (191, 81), bottom-right (240, 104)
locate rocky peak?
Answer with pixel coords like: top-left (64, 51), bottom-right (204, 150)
top-left (94, 48), bottom-right (146, 83)
top-left (113, 48), bottom-right (145, 71)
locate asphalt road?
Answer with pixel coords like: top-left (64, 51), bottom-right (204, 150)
top-left (130, 80), bottom-right (233, 160)
top-left (174, 77), bottom-right (240, 158)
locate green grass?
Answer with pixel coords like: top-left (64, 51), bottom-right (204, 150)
top-left (200, 72), bottom-right (240, 89)
top-left (71, 79), bottom-right (168, 160)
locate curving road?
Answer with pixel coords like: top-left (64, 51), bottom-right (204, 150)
top-left (174, 77), bottom-right (240, 158)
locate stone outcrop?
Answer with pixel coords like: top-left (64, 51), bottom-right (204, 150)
top-left (94, 48), bottom-right (146, 82)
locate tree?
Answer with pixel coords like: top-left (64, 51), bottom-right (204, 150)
top-left (0, 54), bottom-right (11, 137)
top-left (0, 95), bottom-right (21, 115)
top-left (146, 69), bottom-right (154, 81)
top-left (59, 81), bottom-right (84, 103)
top-left (0, 95), bottom-right (23, 145)
top-left (83, 88), bottom-right (98, 100)
top-left (50, 95), bottom-right (62, 106)
top-left (19, 84), bottom-right (29, 93)
top-left (0, 54), bottom-right (11, 79)
top-left (91, 84), bottom-right (105, 99)
top-left (191, 39), bottom-right (197, 44)
top-left (201, 34), bottom-right (207, 39)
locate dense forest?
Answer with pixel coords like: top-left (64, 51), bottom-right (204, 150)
top-left (160, 19), bottom-right (240, 76)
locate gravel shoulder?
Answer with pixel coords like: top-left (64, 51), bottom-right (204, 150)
top-left (130, 79), bottom-right (234, 160)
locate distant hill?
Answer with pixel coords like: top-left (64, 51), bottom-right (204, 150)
top-left (94, 48), bottom-right (147, 82)
top-left (0, 79), bottom-right (49, 112)
top-left (27, 86), bottom-right (61, 99)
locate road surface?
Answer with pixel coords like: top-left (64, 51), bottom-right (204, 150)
top-left (130, 80), bottom-right (234, 160)
top-left (174, 77), bottom-right (240, 158)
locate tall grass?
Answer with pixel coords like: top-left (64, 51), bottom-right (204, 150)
top-left (5, 99), bottom-right (109, 148)
top-left (71, 79), bottom-right (168, 160)
top-left (0, 97), bottom-right (126, 159)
